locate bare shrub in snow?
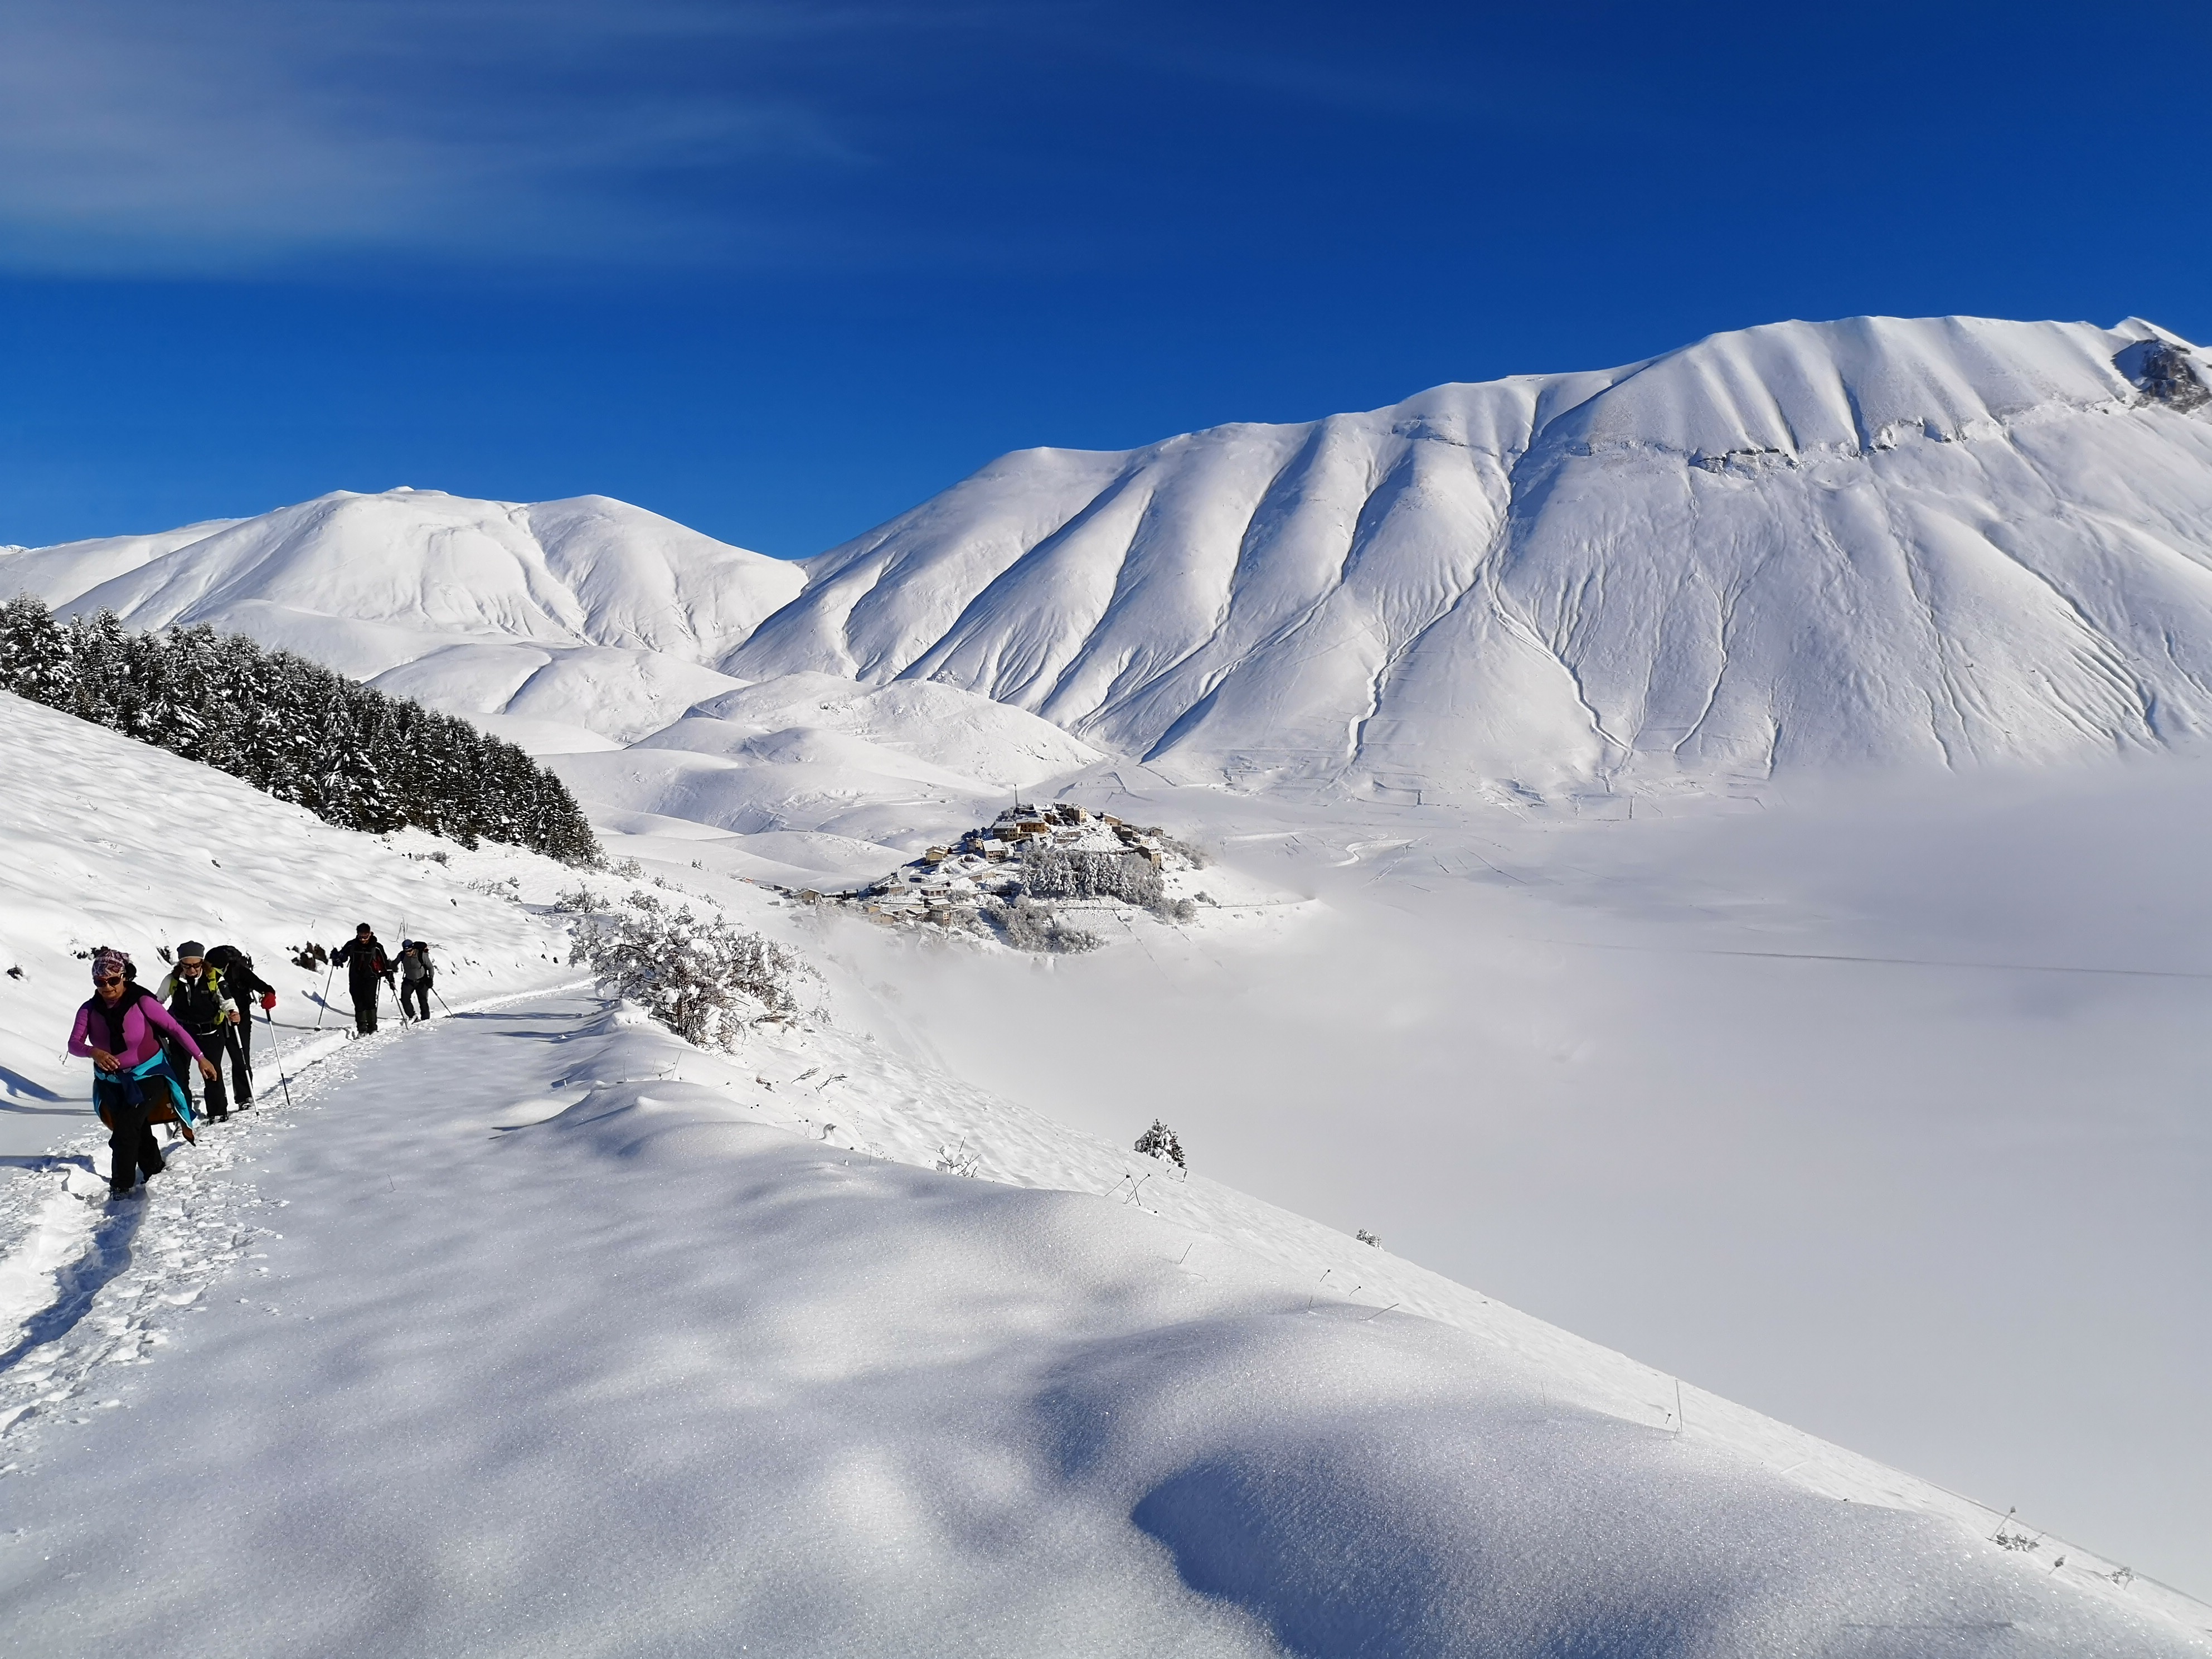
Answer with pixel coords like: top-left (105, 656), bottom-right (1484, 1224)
top-left (979, 896), bottom-right (1099, 953)
top-left (569, 893), bottom-right (809, 1050)
top-left (1356, 1229), bottom-right (1382, 1248)
top-left (1156, 833), bottom-right (1210, 869)
top-left (553, 882), bottom-right (605, 913)
top-left (1134, 1119), bottom-right (1185, 1170)
top-left (935, 1138), bottom-right (981, 1177)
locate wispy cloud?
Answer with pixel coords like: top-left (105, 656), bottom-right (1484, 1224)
top-left (0, 0), bottom-right (986, 273)
top-left (0, 1), bottom-right (1631, 280)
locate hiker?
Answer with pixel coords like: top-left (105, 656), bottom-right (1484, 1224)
top-left (158, 941), bottom-right (236, 1121)
top-left (206, 944), bottom-right (276, 1107)
top-left (69, 949), bottom-right (218, 1198)
top-left (332, 922), bottom-right (392, 1036)
top-left (397, 939), bottom-right (436, 1021)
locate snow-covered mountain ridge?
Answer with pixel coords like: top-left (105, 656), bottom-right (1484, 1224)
top-left (0, 488), bottom-right (803, 753)
top-left (13, 315), bottom-right (2212, 813)
top-left (735, 314), bottom-right (2212, 802)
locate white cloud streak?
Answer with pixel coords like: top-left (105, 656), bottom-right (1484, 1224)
top-left (0, 0), bottom-right (954, 273)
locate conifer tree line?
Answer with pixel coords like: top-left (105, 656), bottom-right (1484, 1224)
top-left (0, 595), bottom-right (600, 864)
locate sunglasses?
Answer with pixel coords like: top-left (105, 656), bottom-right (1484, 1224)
top-left (95, 974), bottom-right (125, 987)
top-left (180, 959), bottom-right (206, 970)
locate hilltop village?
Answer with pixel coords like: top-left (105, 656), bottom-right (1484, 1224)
top-left (788, 803), bottom-right (1209, 950)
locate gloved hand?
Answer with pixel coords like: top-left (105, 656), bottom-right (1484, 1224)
top-left (261, 992), bottom-right (276, 1011)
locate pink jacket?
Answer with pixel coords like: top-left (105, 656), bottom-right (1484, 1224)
top-left (69, 989), bottom-right (205, 1071)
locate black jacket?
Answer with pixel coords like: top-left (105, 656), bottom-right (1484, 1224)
top-left (164, 968), bottom-right (230, 1037)
top-left (333, 936), bottom-right (392, 995)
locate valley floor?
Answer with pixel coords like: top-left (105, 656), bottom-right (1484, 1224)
top-left (1, 987), bottom-right (2204, 1657)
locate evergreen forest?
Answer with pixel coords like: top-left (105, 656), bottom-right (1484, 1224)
top-left (0, 595), bottom-right (600, 864)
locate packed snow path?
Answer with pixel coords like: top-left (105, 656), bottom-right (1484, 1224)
top-left (0, 995), bottom-right (2204, 1658)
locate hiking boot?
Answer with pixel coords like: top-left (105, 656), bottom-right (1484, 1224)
top-left (108, 1183), bottom-right (140, 1201)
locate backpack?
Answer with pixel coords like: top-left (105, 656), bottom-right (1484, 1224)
top-left (168, 965), bottom-right (228, 1034)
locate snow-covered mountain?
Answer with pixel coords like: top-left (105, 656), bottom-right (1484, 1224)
top-left (17, 316), bottom-right (2212, 810)
top-left (0, 488), bottom-right (803, 750)
top-left (733, 315), bottom-right (2212, 801)
top-left (0, 487), bottom-right (1102, 849)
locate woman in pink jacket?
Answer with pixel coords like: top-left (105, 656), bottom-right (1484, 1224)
top-left (68, 949), bottom-right (220, 1199)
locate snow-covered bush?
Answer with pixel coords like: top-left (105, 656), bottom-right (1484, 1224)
top-left (1134, 1119), bottom-right (1186, 1170)
top-left (568, 894), bottom-right (810, 1050)
top-left (978, 896), bottom-right (1099, 954)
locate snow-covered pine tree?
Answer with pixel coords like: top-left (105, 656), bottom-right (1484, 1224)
top-left (0, 597), bottom-right (600, 864)
top-left (0, 594), bottom-right (75, 703)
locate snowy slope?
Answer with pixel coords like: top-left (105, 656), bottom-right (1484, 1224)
top-left (547, 671), bottom-right (1107, 852)
top-left (734, 315), bottom-right (2212, 801)
top-left (0, 489), bottom-right (1104, 847)
top-left (0, 488), bottom-right (802, 749)
top-left (2, 607), bottom-right (2209, 1652)
top-left (3, 989), bottom-right (2208, 1653)
top-left (0, 690), bottom-right (578, 1160)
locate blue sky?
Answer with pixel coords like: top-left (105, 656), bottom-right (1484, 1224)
top-left (3, 0), bottom-right (2207, 556)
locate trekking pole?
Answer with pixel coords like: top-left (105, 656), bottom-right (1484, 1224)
top-left (432, 984), bottom-right (454, 1016)
top-left (313, 959), bottom-right (336, 1030)
top-left (263, 1007), bottom-right (294, 1108)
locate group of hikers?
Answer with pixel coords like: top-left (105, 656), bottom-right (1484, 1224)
top-left (65, 924), bottom-right (440, 1200)
top-left (328, 923), bottom-right (440, 1034)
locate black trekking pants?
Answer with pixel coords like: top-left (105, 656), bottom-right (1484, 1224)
top-left (351, 987), bottom-right (379, 1035)
top-left (96, 1089), bottom-right (164, 1190)
top-left (402, 977), bottom-right (431, 1021)
top-left (220, 1020), bottom-right (254, 1103)
top-left (167, 1036), bottom-right (230, 1119)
